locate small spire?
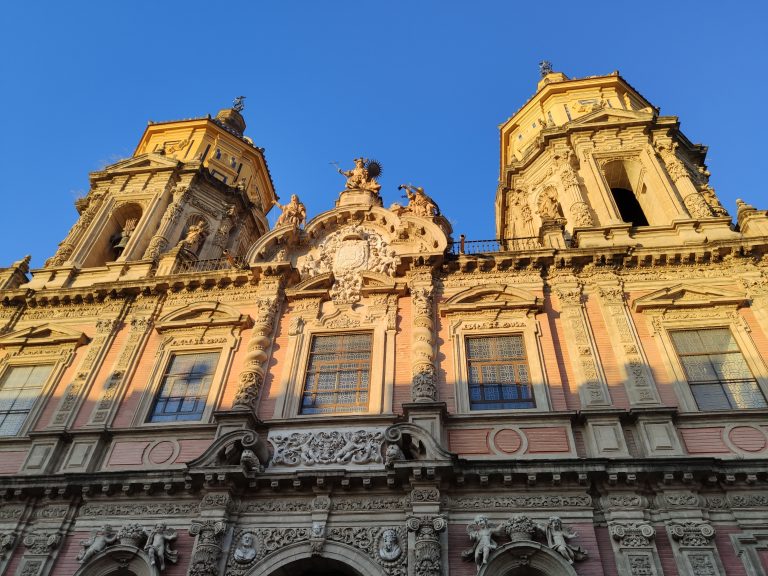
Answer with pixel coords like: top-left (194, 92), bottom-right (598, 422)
top-left (538, 61), bottom-right (553, 78)
top-left (232, 96), bottom-right (246, 112)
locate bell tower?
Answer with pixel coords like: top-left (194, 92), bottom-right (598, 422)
top-left (35, 98), bottom-right (277, 288)
top-left (495, 65), bottom-right (734, 249)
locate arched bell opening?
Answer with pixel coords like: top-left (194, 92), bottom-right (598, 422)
top-left (82, 203), bottom-right (144, 267)
top-left (602, 159), bottom-right (650, 227)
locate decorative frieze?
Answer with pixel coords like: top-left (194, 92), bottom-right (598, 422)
top-left (79, 501), bottom-right (199, 517)
top-left (446, 494), bottom-right (592, 509)
top-left (269, 429), bottom-right (384, 467)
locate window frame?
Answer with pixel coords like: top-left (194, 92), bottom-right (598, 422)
top-left (661, 322), bottom-right (768, 412)
top-left (298, 332), bottom-right (375, 416)
top-left (464, 334), bottom-right (536, 411)
top-left (0, 361), bottom-right (58, 437)
top-left (145, 350), bottom-right (223, 424)
top-left (451, 323), bottom-right (550, 414)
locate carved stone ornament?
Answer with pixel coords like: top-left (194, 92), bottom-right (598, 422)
top-left (23, 531), bottom-right (60, 555)
top-left (77, 525), bottom-right (118, 564)
top-left (232, 532), bottom-right (259, 565)
top-left (297, 224), bottom-right (397, 304)
top-left (338, 157), bottom-right (382, 194)
top-left (610, 522), bottom-right (655, 548)
top-left (0, 532), bottom-right (16, 559)
top-left (274, 194), bottom-right (307, 229)
top-left (668, 522), bottom-right (715, 547)
top-left (461, 515), bottom-right (505, 570)
top-left (688, 553), bottom-right (718, 576)
top-left (544, 516), bottom-right (588, 564)
top-left (188, 520), bottom-right (226, 576)
top-left (407, 515), bottom-right (446, 576)
top-left (269, 429), bottom-right (384, 467)
top-left (117, 523), bottom-right (147, 548)
top-left (684, 192), bottom-right (714, 219)
top-left (570, 201), bottom-right (594, 227)
top-left (385, 443), bottom-right (405, 467)
top-left (144, 523), bottom-right (179, 571)
top-left (504, 515), bottom-right (538, 542)
top-left (378, 528), bottom-right (403, 562)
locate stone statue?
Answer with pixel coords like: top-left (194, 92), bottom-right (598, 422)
top-left (338, 158), bottom-right (381, 193)
top-left (274, 194), bottom-right (307, 228)
top-left (178, 221), bottom-right (207, 254)
top-left (78, 525), bottom-right (117, 564)
top-left (462, 515), bottom-right (505, 570)
top-left (544, 516), bottom-right (587, 564)
top-left (144, 523), bottom-right (179, 571)
top-left (398, 184), bottom-right (440, 218)
top-left (378, 529), bottom-right (402, 561)
top-left (233, 532), bottom-right (257, 564)
top-left (537, 187), bottom-right (561, 220)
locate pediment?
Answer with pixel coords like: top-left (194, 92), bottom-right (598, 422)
top-left (441, 284), bottom-right (542, 314)
top-left (569, 107), bottom-right (653, 127)
top-left (0, 323), bottom-right (89, 347)
top-left (633, 284), bottom-right (748, 312)
top-left (100, 153), bottom-right (180, 174)
top-left (156, 301), bottom-right (252, 331)
top-left (186, 429), bottom-right (270, 478)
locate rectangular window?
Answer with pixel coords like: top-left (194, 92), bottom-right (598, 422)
top-left (670, 328), bottom-right (767, 410)
top-left (301, 333), bottom-right (372, 415)
top-left (148, 352), bottom-right (219, 423)
top-left (466, 335), bottom-right (534, 410)
top-left (0, 365), bottom-right (53, 436)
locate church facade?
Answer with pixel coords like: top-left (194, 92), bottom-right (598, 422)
top-left (0, 69), bottom-right (767, 576)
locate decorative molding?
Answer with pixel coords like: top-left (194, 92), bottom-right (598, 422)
top-left (269, 429), bottom-right (384, 467)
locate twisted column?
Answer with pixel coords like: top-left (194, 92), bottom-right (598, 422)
top-left (410, 282), bottom-right (436, 402)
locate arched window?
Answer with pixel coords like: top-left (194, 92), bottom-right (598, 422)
top-left (602, 159), bottom-right (649, 226)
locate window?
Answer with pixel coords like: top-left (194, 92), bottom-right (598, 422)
top-left (147, 352), bottom-right (219, 423)
top-left (670, 328), bottom-right (767, 410)
top-left (0, 365), bottom-right (53, 435)
top-left (300, 333), bottom-right (372, 415)
top-left (466, 335), bottom-right (534, 410)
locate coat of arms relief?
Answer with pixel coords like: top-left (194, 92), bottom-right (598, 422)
top-left (298, 225), bottom-right (398, 304)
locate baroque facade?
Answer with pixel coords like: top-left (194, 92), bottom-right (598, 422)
top-left (0, 70), bottom-right (766, 576)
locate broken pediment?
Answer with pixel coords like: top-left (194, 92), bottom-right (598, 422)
top-left (441, 284), bottom-right (543, 315)
top-left (156, 301), bottom-right (252, 331)
top-left (633, 283), bottom-right (748, 312)
top-left (0, 323), bottom-right (89, 347)
top-left (186, 429), bottom-right (270, 478)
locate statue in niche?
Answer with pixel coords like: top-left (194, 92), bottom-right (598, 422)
top-left (462, 515), bottom-right (505, 570)
top-left (233, 532), bottom-right (257, 564)
top-left (378, 529), bottom-right (402, 561)
top-left (338, 157), bottom-right (381, 193)
top-left (110, 217), bottom-right (138, 258)
top-left (274, 194), bottom-right (307, 228)
top-left (537, 187), bottom-right (561, 221)
top-left (544, 516), bottom-right (587, 564)
top-left (178, 221), bottom-right (207, 254)
top-left (144, 523), bottom-right (179, 571)
top-left (78, 525), bottom-right (117, 564)
top-left (395, 184), bottom-right (440, 218)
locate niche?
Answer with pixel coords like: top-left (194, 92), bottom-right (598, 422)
top-left (602, 159), bottom-right (649, 226)
top-left (177, 215), bottom-right (209, 257)
top-left (81, 203), bottom-right (143, 267)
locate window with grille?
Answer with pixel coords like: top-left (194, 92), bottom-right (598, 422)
top-left (301, 333), bottom-right (372, 415)
top-left (0, 365), bottom-right (53, 436)
top-left (148, 352), bottom-right (219, 423)
top-left (466, 335), bottom-right (534, 410)
top-left (670, 328), bottom-right (767, 410)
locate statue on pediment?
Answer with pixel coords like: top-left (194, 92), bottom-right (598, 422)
top-left (274, 194), bottom-right (307, 229)
top-left (395, 184), bottom-right (440, 218)
top-left (338, 157), bottom-right (381, 194)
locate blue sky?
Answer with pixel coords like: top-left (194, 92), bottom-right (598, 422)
top-left (1, 1), bottom-right (766, 269)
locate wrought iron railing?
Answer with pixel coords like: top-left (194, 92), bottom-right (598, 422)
top-left (175, 255), bottom-right (248, 274)
top-left (449, 236), bottom-right (541, 255)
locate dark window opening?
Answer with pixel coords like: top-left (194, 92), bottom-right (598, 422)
top-left (611, 187), bottom-right (649, 226)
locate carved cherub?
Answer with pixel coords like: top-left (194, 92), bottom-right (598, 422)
top-left (274, 194), bottom-right (307, 228)
top-left (543, 516), bottom-right (588, 564)
top-left (144, 523), bottom-right (179, 571)
top-left (78, 525), bottom-right (117, 564)
top-left (462, 515), bottom-right (505, 570)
